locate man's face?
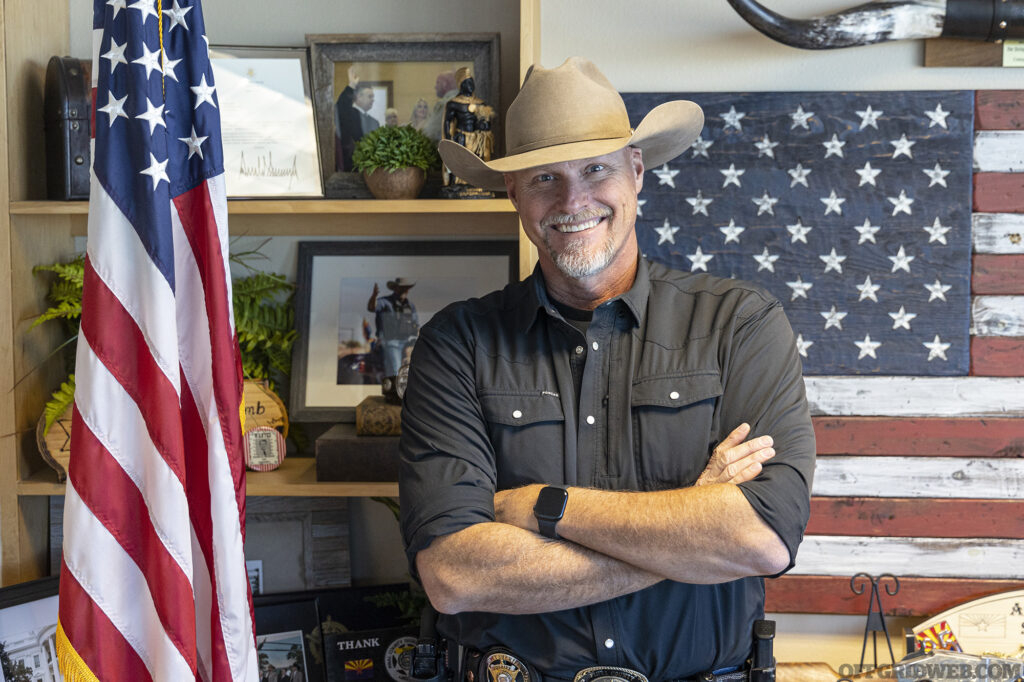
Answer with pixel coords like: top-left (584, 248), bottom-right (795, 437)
top-left (394, 286), bottom-right (412, 301)
top-left (505, 147), bottom-right (644, 282)
top-left (355, 86), bottom-right (374, 112)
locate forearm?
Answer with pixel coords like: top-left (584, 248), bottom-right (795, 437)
top-left (416, 521), bottom-right (662, 615)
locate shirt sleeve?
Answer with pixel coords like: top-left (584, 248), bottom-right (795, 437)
top-left (399, 315), bottom-right (497, 578)
top-left (722, 296), bottom-right (816, 574)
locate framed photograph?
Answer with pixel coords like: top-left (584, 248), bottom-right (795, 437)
top-left (306, 33), bottom-right (500, 198)
top-left (290, 240), bottom-right (517, 422)
top-left (210, 46), bottom-right (324, 198)
top-left (255, 594), bottom-right (325, 682)
top-left (0, 576), bottom-right (61, 681)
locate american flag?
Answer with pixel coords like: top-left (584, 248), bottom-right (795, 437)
top-left (56, 1), bottom-right (258, 680)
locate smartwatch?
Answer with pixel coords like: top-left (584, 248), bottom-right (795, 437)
top-left (533, 485), bottom-right (568, 539)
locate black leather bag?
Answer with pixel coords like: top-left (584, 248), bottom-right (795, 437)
top-left (44, 56), bottom-right (91, 200)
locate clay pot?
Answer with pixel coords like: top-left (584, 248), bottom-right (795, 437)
top-left (362, 167), bottom-right (426, 200)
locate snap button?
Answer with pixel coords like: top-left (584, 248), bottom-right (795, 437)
top-left (575, 345), bottom-right (584, 355)
top-left (604, 638), bottom-right (614, 648)
top-left (586, 415), bottom-right (595, 425)
top-left (591, 341), bottom-right (599, 351)
top-left (512, 410), bottom-right (522, 419)
top-left (670, 391), bottom-right (680, 400)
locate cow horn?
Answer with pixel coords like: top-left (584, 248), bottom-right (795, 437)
top-left (727, 0), bottom-right (1024, 49)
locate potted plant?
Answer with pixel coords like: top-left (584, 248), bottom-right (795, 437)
top-left (352, 125), bottom-right (440, 200)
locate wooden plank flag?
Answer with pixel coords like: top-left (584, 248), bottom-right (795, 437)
top-left (623, 90), bottom-right (1024, 616)
top-left (56, 1), bottom-right (259, 680)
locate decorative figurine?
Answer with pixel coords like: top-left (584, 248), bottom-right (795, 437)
top-left (441, 66), bottom-right (496, 198)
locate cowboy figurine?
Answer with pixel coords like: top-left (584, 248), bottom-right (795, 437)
top-left (400, 57), bottom-right (814, 681)
top-left (441, 66), bottom-right (496, 198)
top-left (366, 277), bottom-right (419, 380)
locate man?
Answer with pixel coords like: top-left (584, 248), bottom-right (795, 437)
top-left (422, 69), bottom-right (458, 143)
top-left (367, 277), bottom-right (419, 379)
top-left (400, 57), bottom-right (815, 681)
top-left (335, 65), bottom-right (380, 171)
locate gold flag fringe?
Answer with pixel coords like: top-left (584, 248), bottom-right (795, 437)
top-left (56, 620), bottom-right (101, 682)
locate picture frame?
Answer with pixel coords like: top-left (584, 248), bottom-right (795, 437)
top-left (255, 593), bottom-right (326, 682)
top-left (290, 240), bottom-right (517, 422)
top-left (0, 576), bottom-right (61, 681)
top-left (209, 45), bottom-right (324, 198)
top-left (306, 33), bottom-right (500, 198)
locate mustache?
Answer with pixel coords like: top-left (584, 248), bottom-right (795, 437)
top-left (541, 207), bottom-right (612, 229)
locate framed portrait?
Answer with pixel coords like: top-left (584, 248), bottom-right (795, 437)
top-left (306, 33), bottom-right (500, 198)
top-left (209, 45), bottom-right (324, 198)
top-left (0, 576), bottom-right (61, 681)
top-left (254, 593), bottom-right (325, 682)
top-left (290, 240), bottom-right (517, 422)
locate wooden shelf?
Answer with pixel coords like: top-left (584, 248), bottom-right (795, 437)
top-left (17, 457), bottom-right (398, 498)
top-left (10, 199), bottom-right (516, 215)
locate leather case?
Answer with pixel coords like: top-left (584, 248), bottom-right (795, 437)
top-left (44, 56), bottom-right (91, 200)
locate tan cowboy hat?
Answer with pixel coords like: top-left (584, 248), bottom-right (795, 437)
top-left (438, 56), bottom-right (704, 192)
top-left (386, 277), bottom-right (416, 290)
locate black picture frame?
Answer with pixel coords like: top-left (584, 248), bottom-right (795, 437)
top-left (290, 240), bottom-right (518, 423)
top-left (306, 33), bottom-right (500, 198)
top-left (255, 593), bottom-right (325, 682)
top-left (0, 576), bottom-right (61, 681)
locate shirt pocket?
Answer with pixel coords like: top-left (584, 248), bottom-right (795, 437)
top-left (631, 372), bottom-right (722, 490)
top-left (479, 391), bottom-right (565, 489)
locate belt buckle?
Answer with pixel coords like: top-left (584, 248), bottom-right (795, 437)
top-left (480, 649), bottom-right (533, 682)
top-left (573, 666), bottom-right (649, 682)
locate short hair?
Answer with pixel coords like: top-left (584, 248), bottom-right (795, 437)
top-left (355, 83), bottom-right (373, 96)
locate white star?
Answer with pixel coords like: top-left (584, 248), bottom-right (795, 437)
top-left (790, 105), bottom-right (814, 130)
top-left (102, 38), bottom-right (128, 73)
top-left (923, 216), bottom-right (952, 244)
top-left (853, 218), bottom-right (881, 245)
top-left (690, 136), bottom-right (714, 159)
top-left (890, 133), bottom-right (916, 159)
top-left (788, 163), bottom-right (812, 188)
top-left (128, 0), bottom-right (159, 23)
top-left (820, 189), bottom-right (846, 216)
top-left (720, 164), bottom-right (745, 188)
top-left (888, 245), bottom-right (915, 273)
top-left (686, 189), bottom-right (713, 216)
top-left (786, 219), bottom-right (813, 244)
top-left (654, 218), bottom-right (680, 245)
top-left (823, 134), bottom-right (846, 159)
top-left (856, 275), bottom-right (881, 302)
top-left (888, 306), bottom-right (918, 330)
top-left (98, 93), bottom-right (128, 126)
top-left (191, 73), bottom-right (218, 109)
top-left (887, 189), bottom-right (914, 216)
top-left (855, 161), bottom-right (882, 187)
top-left (752, 191), bottom-right (779, 216)
top-left (135, 98), bottom-right (167, 135)
top-left (178, 125), bottom-right (208, 160)
top-left (162, 0), bottom-right (191, 31)
top-left (636, 199), bottom-right (646, 217)
top-left (819, 247), bottom-right (847, 274)
top-left (821, 305), bottom-right (848, 331)
top-left (132, 42), bottom-right (163, 80)
top-left (924, 279), bottom-right (951, 302)
top-left (161, 49), bottom-right (182, 82)
top-left (721, 105), bottom-right (746, 131)
top-left (753, 246), bottom-right (780, 273)
top-left (856, 105), bottom-right (883, 130)
top-left (923, 162), bottom-right (950, 188)
top-left (687, 246), bottom-right (714, 272)
top-left (924, 102), bottom-right (951, 129)
top-left (719, 219), bottom-right (745, 244)
top-left (107, 0), bottom-right (127, 19)
top-left (854, 334), bottom-right (882, 360)
top-left (754, 135), bottom-right (780, 159)
top-left (795, 334), bottom-right (813, 358)
top-left (140, 152), bottom-right (169, 189)
top-left (924, 335), bottom-right (951, 361)
top-left (786, 276), bottom-right (813, 301)
top-left (653, 164), bottom-right (679, 188)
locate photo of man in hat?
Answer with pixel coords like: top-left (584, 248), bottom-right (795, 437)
top-left (367, 277), bottom-right (419, 379)
top-left (399, 57), bottom-right (815, 679)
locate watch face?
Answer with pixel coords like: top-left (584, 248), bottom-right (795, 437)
top-left (534, 486), bottom-right (568, 519)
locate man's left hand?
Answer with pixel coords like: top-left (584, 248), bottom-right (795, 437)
top-left (494, 484), bottom-right (544, 534)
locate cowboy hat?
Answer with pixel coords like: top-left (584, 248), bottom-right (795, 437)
top-left (386, 277), bottom-right (416, 290)
top-left (438, 56), bottom-right (704, 192)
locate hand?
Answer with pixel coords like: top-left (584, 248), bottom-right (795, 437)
top-left (371, 282), bottom-right (379, 296)
top-left (494, 484), bottom-right (543, 533)
top-left (696, 423), bottom-right (774, 487)
top-left (348, 65), bottom-right (360, 88)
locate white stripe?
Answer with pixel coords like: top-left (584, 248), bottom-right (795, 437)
top-left (792, 535), bottom-right (1024, 579)
top-left (803, 377), bottom-right (1024, 417)
top-left (92, 28), bottom-right (103, 88)
top-left (972, 213), bottom-right (1024, 254)
top-left (86, 183), bottom-right (180, 394)
top-left (74, 333), bottom-right (194, 581)
top-left (973, 131), bottom-right (1024, 172)
top-left (62, 481), bottom-right (196, 680)
top-left (971, 295), bottom-right (1024, 336)
top-left (812, 456), bottom-right (1024, 499)
top-left (207, 174), bottom-right (237, 338)
top-left (192, 525), bottom-right (214, 682)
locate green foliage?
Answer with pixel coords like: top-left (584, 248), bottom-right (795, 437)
top-left (364, 584), bottom-right (428, 626)
top-left (0, 639), bottom-right (33, 682)
top-left (232, 271), bottom-right (297, 391)
top-left (352, 124), bottom-right (440, 174)
top-left (44, 374), bottom-right (76, 435)
top-left (29, 255), bottom-right (84, 333)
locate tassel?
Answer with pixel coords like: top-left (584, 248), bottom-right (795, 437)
top-left (55, 621), bottom-right (101, 682)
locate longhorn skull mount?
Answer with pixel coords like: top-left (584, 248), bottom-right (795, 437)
top-left (728, 0), bottom-right (1024, 49)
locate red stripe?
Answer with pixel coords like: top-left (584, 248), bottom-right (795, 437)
top-left (807, 497), bottom-right (1024, 538)
top-left (69, 405), bottom-right (198, 672)
top-left (59, 561), bottom-right (155, 682)
top-left (970, 337), bottom-right (1024, 377)
top-left (975, 91), bottom-right (1024, 131)
top-left (767, 575), bottom-right (1024, 615)
top-left (973, 172), bottom-right (1024, 213)
top-left (812, 417), bottom-right (1024, 457)
top-left (972, 254), bottom-right (1024, 295)
top-left (81, 257), bottom-right (187, 487)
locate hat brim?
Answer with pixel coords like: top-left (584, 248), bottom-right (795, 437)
top-left (438, 100), bottom-right (704, 192)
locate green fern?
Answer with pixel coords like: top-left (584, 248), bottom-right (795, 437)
top-left (43, 374), bottom-right (76, 435)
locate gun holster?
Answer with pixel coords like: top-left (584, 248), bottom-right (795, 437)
top-left (411, 604), bottom-right (448, 682)
top-left (749, 619), bottom-right (776, 682)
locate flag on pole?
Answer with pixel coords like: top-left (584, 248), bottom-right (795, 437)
top-left (56, 0), bottom-right (258, 680)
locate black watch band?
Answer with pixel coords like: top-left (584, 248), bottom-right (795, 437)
top-left (533, 485), bottom-right (568, 540)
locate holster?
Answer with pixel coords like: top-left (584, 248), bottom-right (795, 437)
top-left (411, 604), bottom-right (448, 682)
top-left (44, 56), bottom-right (91, 200)
top-left (749, 619), bottom-right (776, 682)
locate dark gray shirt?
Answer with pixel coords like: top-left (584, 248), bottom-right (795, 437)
top-left (399, 258), bottom-right (815, 680)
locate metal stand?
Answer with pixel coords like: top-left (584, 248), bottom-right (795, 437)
top-left (851, 573), bottom-right (900, 672)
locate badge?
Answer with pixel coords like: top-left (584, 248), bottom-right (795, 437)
top-left (483, 650), bottom-right (531, 682)
top-left (384, 636), bottom-right (417, 682)
top-left (573, 667), bottom-right (649, 682)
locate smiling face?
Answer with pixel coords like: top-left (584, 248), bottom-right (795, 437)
top-left (505, 146), bottom-right (644, 307)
